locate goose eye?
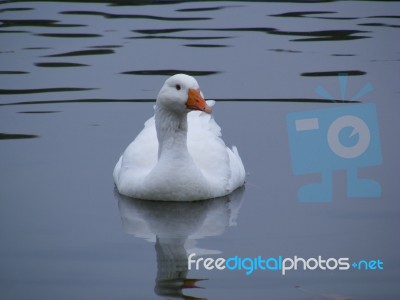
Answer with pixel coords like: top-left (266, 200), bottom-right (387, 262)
top-left (175, 84), bottom-right (181, 91)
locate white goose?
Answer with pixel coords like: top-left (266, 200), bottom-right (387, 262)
top-left (113, 74), bottom-right (245, 201)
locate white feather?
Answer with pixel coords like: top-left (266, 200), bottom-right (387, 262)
top-left (113, 74), bottom-right (245, 201)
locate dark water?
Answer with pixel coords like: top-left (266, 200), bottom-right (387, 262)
top-left (1, 1), bottom-right (400, 299)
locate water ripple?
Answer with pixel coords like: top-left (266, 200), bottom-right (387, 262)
top-left (177, 5), bottom-right (241, 12)
top-left (271, 11), bottom-right (337, 18)
top-left (129, 35), bottom-right (232, 41)
top-left (0, 98), bottom-right (359, 107)
top-left (0, 19), bottom-right (85, 28)
top-left (36, 33), bottom-right (102, 38)
top-left (223, 27), bottom-right (370, 42)
top-left (301, 70), bottom-right (366, 77)
top-left (0, 7), bottom-right (33, 13)
top-left (0, 70), bottom-right (28, 74)
top-left (0, 29), bottom-right (28, 34)
top-left (358, 23), bottom-right (400, 29)
top-left (0, 132), bottom-right (38, 140)
top-left (271, 10), bottom-right (358, 20)
top-left (43, 49), bottom-right (114, 57)
top-left (368, 15), bottom-right (400, 19)
top-left (60, 10), bottom-right (211, 21)
top-left (35, 62), bottom-right (89, 68)
top-left (0, 87), bottom-right (95, 95)
top-left (268, 48), bottom-right (302, 54)
top-left (89, 45), bottom-right (122, 48)
top-left (134, 28), bottom-right (198, 35)
top-left (184, 44), bottom-right (229, 48)
top-left (18, 110), bottom-right (60, 114)
top-left (121, 70), bottom-right (220, 76)
top-left (133, 27), bottom-right (370, 42)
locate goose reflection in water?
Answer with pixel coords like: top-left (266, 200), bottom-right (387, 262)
top-left (115, 187), bottom-right (245, 300)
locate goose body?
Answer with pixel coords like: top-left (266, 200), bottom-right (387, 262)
top-left (113, 74), bottom-right (245, 201)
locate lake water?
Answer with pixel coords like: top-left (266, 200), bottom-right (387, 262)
top-left (1, 1), bottom-right (400, 299)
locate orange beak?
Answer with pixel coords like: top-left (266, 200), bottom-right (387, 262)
top-left (186, 88), bottom-right (212, 113)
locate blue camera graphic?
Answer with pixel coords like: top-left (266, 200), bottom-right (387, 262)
top-left (286, 104), bottom-right (382, 202)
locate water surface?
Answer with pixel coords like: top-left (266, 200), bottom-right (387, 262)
top-left (1, 1), bottom-right (400, 299)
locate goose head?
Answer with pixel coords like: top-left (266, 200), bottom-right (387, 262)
top-left (156, 74), bottom-right (212, 114)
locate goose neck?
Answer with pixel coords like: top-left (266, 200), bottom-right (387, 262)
top-left (155, 106), bottom-right (189, 158)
